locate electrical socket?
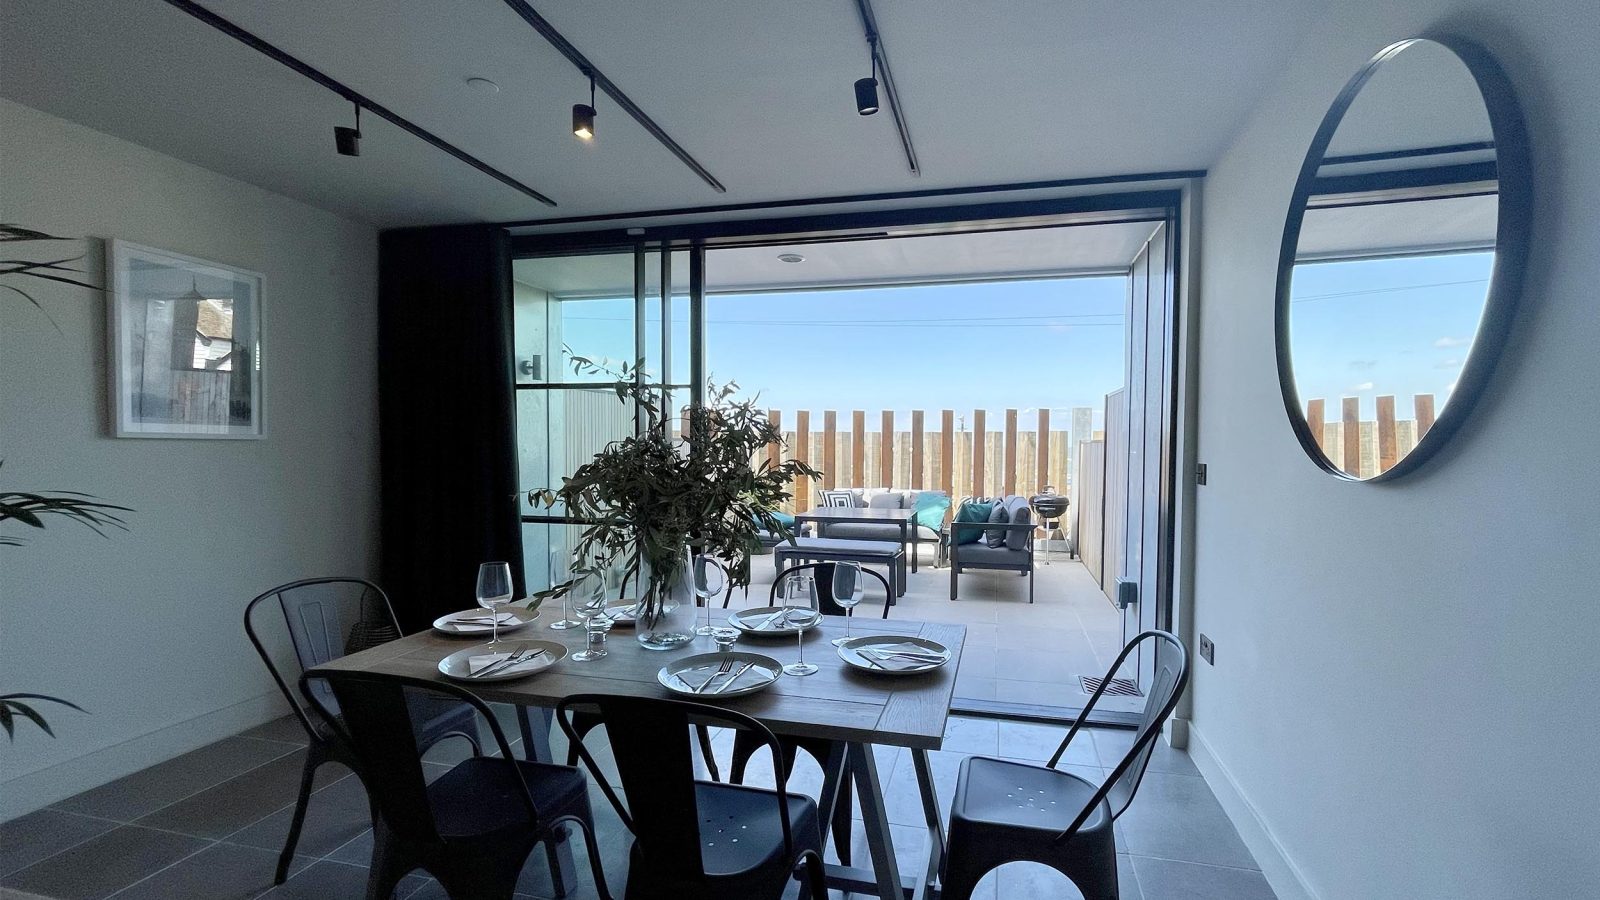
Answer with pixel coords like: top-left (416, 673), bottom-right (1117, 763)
top-left (1198, 633), bottom-right (1215, 665)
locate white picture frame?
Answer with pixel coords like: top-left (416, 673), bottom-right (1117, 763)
top-left (107, 240), bottom-right (265, 439)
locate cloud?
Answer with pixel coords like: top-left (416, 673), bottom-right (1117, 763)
top-left (1433, 358), bottom-right (1462, 370)
top-left (1351, 381), bottom-right (1375, 392)
top-left (1434, 336), bottom-right (1470, 348)
top-left (1348, 359), bottom-right (1378, 371)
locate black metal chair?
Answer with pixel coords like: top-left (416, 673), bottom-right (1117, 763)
top-left (244, 577), bottom-right (480, 883)
top-left (300, 671), bottom-right (611, 900)
top-left (557, 693), bottom-right (829, 900)
top-left (940, 630), bottom-right (1190, 900)
top-left (724, 562), bottom-right (892, 865)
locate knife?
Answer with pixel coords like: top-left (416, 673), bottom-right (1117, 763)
top-left (471, 647), bottom-right (542, 678)
top-left (711, 662), bottom-right (757, 694)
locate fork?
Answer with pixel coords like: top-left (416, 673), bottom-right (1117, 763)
top-left (472, 647), bottom-right (537, 678)
top-left (693, 657), bottom-right (736, 693)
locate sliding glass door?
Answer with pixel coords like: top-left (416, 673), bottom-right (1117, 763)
top-left (511, 244), bottom-right (698, 591)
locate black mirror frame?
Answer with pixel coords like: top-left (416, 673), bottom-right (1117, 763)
top-left (1273, 35), bottom-right (1531, 483)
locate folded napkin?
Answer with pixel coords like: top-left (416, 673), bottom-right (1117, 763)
top-left (467, 649), bottom-right (542, 675)
top-left (859, 643), bottom-right (946, 671)
top-left (450, 612), bottom-right (516, 629)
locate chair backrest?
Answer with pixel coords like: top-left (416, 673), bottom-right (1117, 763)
top-left (243, 577), bottom-right (400, 737)
top-left (298, 669), bottom-right (527, 844)
top-left (767, 562), bottom-right (892, 618)
top-left (1047, 630), bottom-right (1190, 839)
top-left (556, 693), bottom-right (797, 881)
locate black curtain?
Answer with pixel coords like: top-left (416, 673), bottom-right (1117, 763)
top-left (378, 225), bottom-right (522, 632)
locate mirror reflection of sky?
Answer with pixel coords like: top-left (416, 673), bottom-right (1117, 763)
top-left (560, 276), bottom-right (1129, 432)
top-left (1289, 251), bottom-right (1492, 420)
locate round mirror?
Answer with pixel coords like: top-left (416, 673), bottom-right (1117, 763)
top-left (1276, 37), bottom-right (1528, 481)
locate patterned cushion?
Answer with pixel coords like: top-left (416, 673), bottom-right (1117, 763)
top-left (818, 489), bottom-right (857, 508)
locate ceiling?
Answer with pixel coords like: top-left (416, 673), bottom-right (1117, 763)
top-left (1, 0), bottom-right (1322, 228)
top-left (514, 219), bottom-right (1163, 297)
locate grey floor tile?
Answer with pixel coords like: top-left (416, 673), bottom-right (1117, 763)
top-left (226, 770), bottom-right (374, 858)
top-left (941, 716), bottom-right (999, 755)
top-left (1092, 728), bottom-right (1201, 776)
top-left (106, 842), bottom-right (313, 900)
top-left (257, 859), bottom-right (424, 899)
top-left (997, 720), bottom-right (1098, 765)
top-left (1130, 856), bottom-right (1277, 900)
top-left (881, 749), bottom-right (963, 828)
top-left (237, 716), bottom-right (310, 747)
top-left (325, 829), bottom-right (373, 866)
top-left (1115, 774), bottom-right (1258, 870)
top-left (0, 825), bottom-right (207, 900)
top-left (0, 809), bottom-right (116, 878)
top-left (953, 675), bottom-right (998, 701)
top-left (1120, 853), bottom-right (1144, 900)
top-left (52, 737), bottom-right (296, 821)
top-left (134, 751), bottom-right (350, 840)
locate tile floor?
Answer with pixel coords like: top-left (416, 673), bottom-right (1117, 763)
top-left (0, 710), bottom-right (1275, 900)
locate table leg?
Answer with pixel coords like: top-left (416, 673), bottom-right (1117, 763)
top-left (848, 742), bottom-right (904, 900)
top-left (516, 707), bottom-right (578, 897)
top-left (907, 521), bottom-right (917, 574)
top-left (911, 749), bottom-right (947, 886)
top-left (815, 742), bottom-right (849, 857)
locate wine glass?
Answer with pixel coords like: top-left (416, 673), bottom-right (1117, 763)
top-left (830, 562), bottom-right (865, 647)
top-left (781, 573), bottom-right (818, 677)
top-left (690, 552), bottom-right (727, 637)
top-left (548, 548), bottom-right (581, 630)
top-left (475, 562), bottom-right (513, 648)
top-left (571, 572), bottom-right (611, 662)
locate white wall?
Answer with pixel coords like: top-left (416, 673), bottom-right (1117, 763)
top-left (1189, 2), bottom-right (1600, 898)
top-left (0, 98), bottom-right (379, 819)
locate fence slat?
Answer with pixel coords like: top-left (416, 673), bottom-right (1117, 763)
top-left (768, 409), bottom-right (781, 470)
top-left (972, 410), bottom-right (987, 498)
top-left (1341, 398), bottom-right (1361, 477)
top-left (851, 410), bottom-right (865, 488)
top-left (1306, 399), bottom-right (1326, 453)
top-left (877, 410), bottom-right (892, 487)
top-left (1003, 408), bottom-right (1019, 495)
top-left (1376, 395), bottom-right (1398, 473)
top-left (794, 410), bottom-right (811, 509)
top-left (910, 410), bottom-right (925, 489)
top-left (1037, 409), bottom-right (1051, 492)
top-left (941, 410), bottom-right (954, 500)
top-left (1415, 393), bottom-right (1436, 438)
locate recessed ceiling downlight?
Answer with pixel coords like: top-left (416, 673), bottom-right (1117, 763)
top-left (777, 253), bottom-right (805, 264)
top-left (466, 77), bottom-right (501, 94)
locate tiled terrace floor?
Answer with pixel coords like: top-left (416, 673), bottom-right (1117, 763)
top-left (740, 548), bottom-right (1132, 713)
top-left (1, 708), bottom-right (1275, 900)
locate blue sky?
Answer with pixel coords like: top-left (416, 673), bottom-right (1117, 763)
top-left (557, 251), bottom-right (1492, 430)
top-left (1288, 251), bottom-right (1492, 420)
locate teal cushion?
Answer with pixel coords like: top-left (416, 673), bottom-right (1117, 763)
top-left (910, 492), bottom-right (951, 531)
top-left (952, 501), bottom-right (993, 545)
top-left (752, 510), bottom-right (796, 530)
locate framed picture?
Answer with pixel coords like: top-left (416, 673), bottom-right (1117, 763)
top-left (107, 240), bottom-right (264, 438)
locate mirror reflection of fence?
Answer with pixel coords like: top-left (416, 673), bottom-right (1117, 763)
top-left (1303, 393), bottom-right (1437, 478)
top-left (759, 408), bottom-right (1104, 516)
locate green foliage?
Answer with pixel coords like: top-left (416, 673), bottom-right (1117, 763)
top-left (0, 462), bottom-right (131, 547)
top-left (0, 694), bottom-right (85, 741)
top-left (528, 357), bottom-right (821, 624)
top-left (0, 224), bottom-right (104, 333)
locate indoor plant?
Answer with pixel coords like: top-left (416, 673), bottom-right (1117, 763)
top-left (528, 357), bottom-right (819, 648)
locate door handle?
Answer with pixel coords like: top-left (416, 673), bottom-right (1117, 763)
top-left (1115, 578), bottom-right (1138, 610)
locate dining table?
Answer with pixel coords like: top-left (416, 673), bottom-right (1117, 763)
top-left (309, 604), bottom-right (966, 900)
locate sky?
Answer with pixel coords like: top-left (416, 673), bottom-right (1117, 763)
top-left (1288, 250), bottom-right (1492, 420)
top-left (554, 250), bottom-right (1492, 431)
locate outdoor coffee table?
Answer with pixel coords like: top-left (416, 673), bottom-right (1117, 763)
top-left (795, 506), bottom-right (920, 575)
top-left (309, 611), bottom-right (966, 900)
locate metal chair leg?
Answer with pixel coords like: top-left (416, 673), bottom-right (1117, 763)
top-left (276, 743), bottom-right (323, 884)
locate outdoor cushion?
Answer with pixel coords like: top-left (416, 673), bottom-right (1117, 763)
top-left (818, 489), bottom-right (857, 508)
top-left (909, 490), bottom-right (951, 531)
top-left (1004, 497), bottom-right (1033, 551)
top-left (952, 543), bottom-right (1030, 566)
top-left (985, 502), bottom-right (1010, 548)
top-left (866, 492), bottom-right (904, 509)
top-left (953, 501), bottom-right (993, 545)
top-left (826, 522), bottom-right (906, 542)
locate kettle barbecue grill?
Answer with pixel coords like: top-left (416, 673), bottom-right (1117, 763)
top-left (1029, 489), bottom-right (1071, 564)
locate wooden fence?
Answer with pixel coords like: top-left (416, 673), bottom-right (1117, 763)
top-left (1304, 393), bottom-right (1436, 478)
top-left (761, 408), bottom-right (1099, 515)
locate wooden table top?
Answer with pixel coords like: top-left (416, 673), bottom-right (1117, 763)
top-left (311, 609), bottom-right (965, 751)
top-left (796, 507), bottom-right (917, 522)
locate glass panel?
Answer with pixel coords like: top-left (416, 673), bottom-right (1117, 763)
top-left (518, 387), bottom-right (637, 517)
top-left (512, 252), bottom-right (637, 379)
top-left (520, 522), bottom-right (590, 594)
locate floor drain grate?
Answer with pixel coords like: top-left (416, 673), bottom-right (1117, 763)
top-left (1080, 676), bottom-right (1143, 697)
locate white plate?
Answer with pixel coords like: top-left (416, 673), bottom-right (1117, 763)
top-left (658, 651), bottom-right (782, 699)
top-left (836, 635), bottom-right (950, 675)
top-left (437, 640), bottom-right (566, 683)
top-left (603, 602), bottom-right (639, 628)
top-left (728, 606), bottom-right (822, 637)
top-left (431, 605), bottom-right (539, 637)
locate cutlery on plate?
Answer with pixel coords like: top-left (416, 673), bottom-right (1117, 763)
top-left (472, 647), bottom-right (543, 678)
top-left (754, 609), bottom-right (790, 631)
top-left (693, 657), bottom-right (736, 693)
top-left (711, 661), bottom-right (757, 694)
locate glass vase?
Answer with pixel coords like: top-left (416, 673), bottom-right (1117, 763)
top-left (637, 571), bottom-right (695, 651)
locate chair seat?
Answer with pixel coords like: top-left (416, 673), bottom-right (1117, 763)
top-left (951, 544), bottom-right (1031, 566)
top-left (779, 536), bottom-right (901, 557)
top-left (429, 757), bottom-right (589, 839)
top-left (691, 781), bottom-right (820, 877)
top-left (952, 756), bottom-right (1110, 834)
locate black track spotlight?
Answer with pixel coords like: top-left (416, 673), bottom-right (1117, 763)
top-left (855, 35), bottom-right (880, 115)
top-left (573, 71), bottom-right (596, 141)
top-left (335, 102), bottom-right (361, 156)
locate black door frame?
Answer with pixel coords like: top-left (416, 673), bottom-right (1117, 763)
top-left (510, 190), bottom-right (1186, 729)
